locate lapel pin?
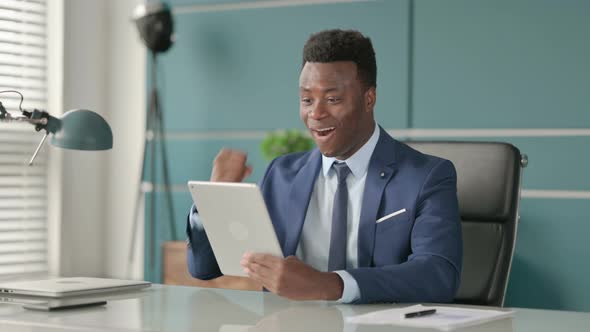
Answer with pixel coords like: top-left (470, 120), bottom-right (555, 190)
top-left (380, 172), bottom-right (386, 178)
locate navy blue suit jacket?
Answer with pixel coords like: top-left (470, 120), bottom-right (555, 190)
top-left (187, 127), bottom-right (462, 304)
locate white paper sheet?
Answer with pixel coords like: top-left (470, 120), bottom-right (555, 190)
top-left (346, 304), bottom-right (514, 331)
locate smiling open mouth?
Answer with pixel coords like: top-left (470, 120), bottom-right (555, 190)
top-left (313, 127), bottom-right (336, 137)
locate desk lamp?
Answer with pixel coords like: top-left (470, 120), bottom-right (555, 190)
top-left (0, 90), bottom-right (113, 165)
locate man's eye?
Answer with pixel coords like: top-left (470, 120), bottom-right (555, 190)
top-left (327, 97), bottom-right (340, 103)
top-left (301, 98), bottom-right (312, 104)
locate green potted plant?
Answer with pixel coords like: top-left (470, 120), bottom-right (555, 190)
top-left (260, 129), bottom-right (314, 161)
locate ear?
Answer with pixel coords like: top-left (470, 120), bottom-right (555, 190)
top-left (363, 86), bottom-right (376, 113)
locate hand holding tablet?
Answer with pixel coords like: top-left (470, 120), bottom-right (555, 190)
top-left (188, 181), bottom-right (284, 277)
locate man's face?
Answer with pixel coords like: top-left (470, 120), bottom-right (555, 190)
top-left (299, 61), bottom-right (376, 160)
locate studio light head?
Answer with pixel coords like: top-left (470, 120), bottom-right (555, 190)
top-left (132, 2), bottom-right (174, 53)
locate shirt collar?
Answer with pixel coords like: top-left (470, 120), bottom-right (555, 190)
top-left (321, 123), bottom-right (380, 178)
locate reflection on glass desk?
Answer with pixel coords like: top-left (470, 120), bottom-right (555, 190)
top-left (0, 284), bottom-right (589, 331)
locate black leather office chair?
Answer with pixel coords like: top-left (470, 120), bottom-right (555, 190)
top-left (405, 141), bottom-right (527, 307)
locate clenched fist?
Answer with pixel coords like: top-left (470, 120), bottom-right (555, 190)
top-left (210, 149), bottom-right (253, 182)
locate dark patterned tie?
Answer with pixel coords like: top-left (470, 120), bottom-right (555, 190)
top-left (328, 162), bottom-right (351, 271)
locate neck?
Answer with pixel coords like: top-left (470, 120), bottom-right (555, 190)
top-left (335, 122), bottom-right (376, 160)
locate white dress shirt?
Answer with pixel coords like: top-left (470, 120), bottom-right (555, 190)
top-left (296, 124), bottom-right (380, 303)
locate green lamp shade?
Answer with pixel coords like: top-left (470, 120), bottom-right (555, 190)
top-left (50, 109), bottom-right (113, 150)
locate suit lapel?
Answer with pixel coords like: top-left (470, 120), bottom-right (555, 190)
top-left (357, 127), bottom-right (399, 267)
top-left (284, 149), bottom-right (321, 256)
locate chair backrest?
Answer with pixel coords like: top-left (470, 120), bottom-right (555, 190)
top-left (405, 141), bottom-right (525, 306)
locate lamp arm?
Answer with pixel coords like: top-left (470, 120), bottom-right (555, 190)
top-left (21, 110), bottom-right (61, 166)
top-left (29, 133), bottom-right (48, 166)
top-left (0, 90), bottom-right (59, 132)
top-left (24, 109), bottom-right (62, 134)
top-left (0, 99), bottom-right (60, 166)
top-left (2, 107), bottom-right (60, 129)
top-left (0, 90), bottom-right (26, 118)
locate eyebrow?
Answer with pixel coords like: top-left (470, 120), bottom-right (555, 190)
top-left (299, 87), bottom-right (340, 93)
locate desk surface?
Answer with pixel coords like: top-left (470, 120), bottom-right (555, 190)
top-left (0, 284), bottom-right (589, 332)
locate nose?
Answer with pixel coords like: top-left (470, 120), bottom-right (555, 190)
top-left (308, 102), bottom-right (327, 120)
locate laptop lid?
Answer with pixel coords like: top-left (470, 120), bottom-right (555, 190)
top-left (188, 181), bottom-right (284, 277)
top-left (0, 277), bottom-right (151, 298)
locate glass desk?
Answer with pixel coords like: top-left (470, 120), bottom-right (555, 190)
top-left (0, 284), bottom-right (588, 331)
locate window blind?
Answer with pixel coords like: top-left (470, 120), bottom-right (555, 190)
top-left (0, 0), bottom-right (49, 278)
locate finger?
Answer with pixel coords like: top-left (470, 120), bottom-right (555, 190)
top-left (242, 165), bottom-right (253, 181)
top-left (215, 148), bottom-right (227, 158)
top-left (285, 255), bottom-right (299, 262)
top-left (244, 252), bottom-right (283, 269)
top-left (240, 253), bottom-right (255, 268)
top-left (246, 261), bottom-right (275, 281)
top-left (242, 252), bottom-right (279, 264)
top-left (243, 264), bottom-right (274, 290)
top-left (241, 257), bottom-right (276, 286)
top-left (240, 255), bottom-right (253, 269)
top-left (226, 151), bottom-right (247, 173)
top-left (244, 267), bottom-right (264, 284)
top-left (215, 148), bottom-right (233, 160)
top-left (228, 150), bottom-right (247, 163)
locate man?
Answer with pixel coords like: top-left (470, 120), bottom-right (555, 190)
top-left (187, 29), bottom-right (462, 304)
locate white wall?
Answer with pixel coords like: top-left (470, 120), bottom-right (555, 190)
top-left (103, 0), bottom-right (146, 279)
top-left (58, 0), bottom-right (145, 279)
top-left (60, 0), bottom-right (108, 277)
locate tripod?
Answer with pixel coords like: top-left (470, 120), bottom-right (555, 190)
top-left (127, 52), bottom-right (177, 278)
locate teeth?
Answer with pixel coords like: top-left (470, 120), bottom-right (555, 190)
top-left (316, 127), bottom-right (335, 132)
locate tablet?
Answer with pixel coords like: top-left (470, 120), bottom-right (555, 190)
top-left (187, 181), bottom-right (284, 277)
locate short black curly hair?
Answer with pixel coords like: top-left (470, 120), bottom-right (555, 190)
top-left (302, 29), bottom-right (377, 88)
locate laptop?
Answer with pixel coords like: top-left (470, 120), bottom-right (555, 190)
top-left (188, 181), bottom-right (284, 277)
top-left (0, 277), bottom-right (151, 298)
